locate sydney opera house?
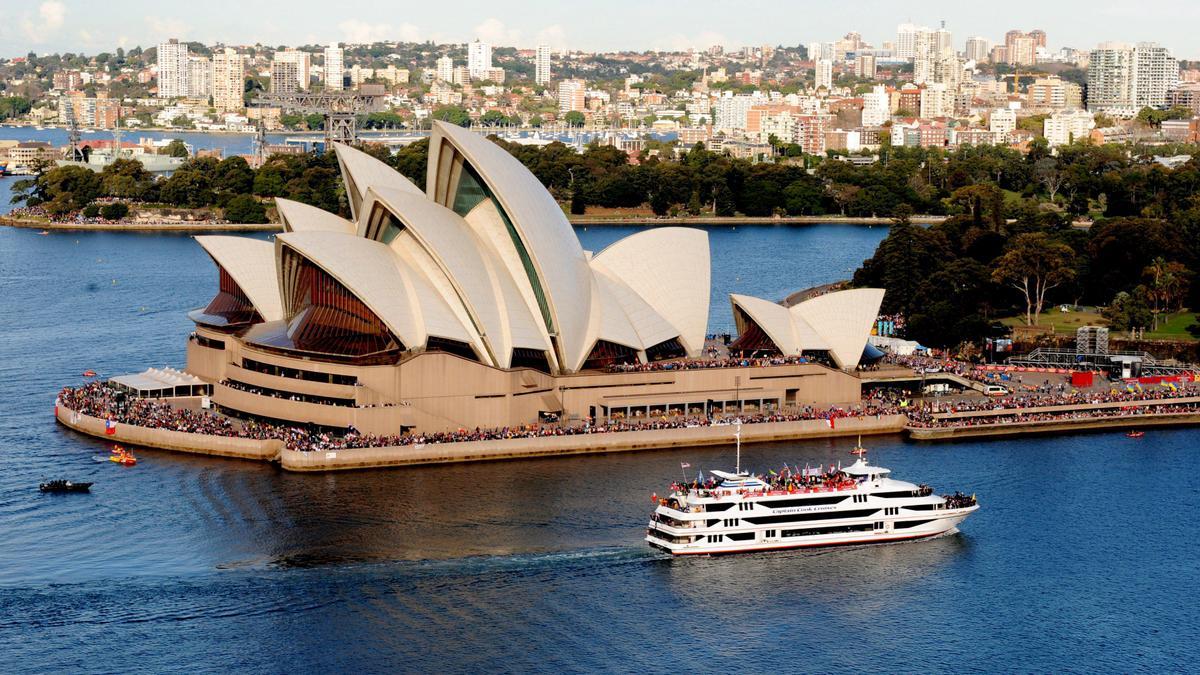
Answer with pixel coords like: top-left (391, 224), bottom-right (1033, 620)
top-left (184, 122), bottom-right (884, 435)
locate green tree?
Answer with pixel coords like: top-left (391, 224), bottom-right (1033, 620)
top-left (99, 202), bottom-right (129, 220)
top-left (991, 233), bottom-right (1076, 325)
top-left (564, 111), bottom-right (585, 127)
top-left (213, 156), bottom-right (255, 195)
top-left (162, 139), bottom-right (189, 157)
top-left (223, 194), bottom-right (267, 223)
top-left (432, 105), bottom-right (471, 127)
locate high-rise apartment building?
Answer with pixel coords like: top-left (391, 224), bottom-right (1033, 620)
top-left (1088, 42), bottom-right (1178, 113)
top-left (815, 59), bottom-right (833, 91)
top-left (861, 85), bottom-right (890, 126)
top-left (156, 38), bottom-right (190, 99)
top-left (273, 49), bottom-right (311, 90)
top-left (324, 43), bottom-right (344, 91)
top-left (211, 48), bottom-right (245, 112)
top-left (1004, 30), bottom-right (1040, 66)
top-left (270, 59), bottom-right (299, 94)
top-left (468, 41), bottom-right (492, 80)
top-left (854, 54), bottom-right (877, 79)
top-left (436, 55), bottom-right (454, 83)
top-left (535, 45), bottom-right (552, 85)
top-left (187, 56), bottom-right (211, 98)
top-left (896, 23), bottom-right (921, 60)
top-left (1043, 109), bottom-right (1095, 146)
top-left (557, 78), bottom-right (585, 113)
top-left (964, 37), bottom-right (991, 63)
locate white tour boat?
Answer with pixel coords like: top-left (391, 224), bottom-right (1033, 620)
top-left (645, 425), bottom-right (978, 555)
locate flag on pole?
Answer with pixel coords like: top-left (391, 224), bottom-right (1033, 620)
top-left (680, 462), bottom-right (691, 469)
top-left (826, 418), bottom-right (836, 429)
top-left (105, 419), bottom-right (117, 435)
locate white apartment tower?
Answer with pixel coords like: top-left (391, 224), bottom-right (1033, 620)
top-left (535, 45), bottom-right (552, 85)
top-left (815, 59), bottom-right (833, 91)
top-left (187, 55), bottom-right (212, 98)
top-left (896, 23), bottom-right (921, 60)
top-left (156, 39), bottom-right (190, 99)
top-left (274, 49), bottom-right (311, 90)
top-left (324, 43), bottom-right (345, 91)
top-left (861, 85), bottom-right (890, 126)
top-left (964, 37), bottom-right (991, 63)
top-left (211, 48), bottom-right (245, 112)
top-left (557, 78), bottom-right (585, 113)
top-left (468, 41), bottom-right (492, 80)
top-left (436, 55), bottom-right (454, 83)
top-left (1087, 42), bottom-right (1178, 113)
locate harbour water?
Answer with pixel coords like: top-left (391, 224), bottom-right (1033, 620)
top-left (1, 213), bottom-right (1197, 672)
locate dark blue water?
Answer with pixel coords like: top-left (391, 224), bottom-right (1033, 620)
top-left (1, 221), bottom-right (1195, 673)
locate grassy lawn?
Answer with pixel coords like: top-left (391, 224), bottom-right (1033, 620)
top-left (999, 309), bottom-right (1199, 341)
top-left (1144, 312), bottom-right (1199, 340)
top-left (999, 308), bottom-right (1107, 333)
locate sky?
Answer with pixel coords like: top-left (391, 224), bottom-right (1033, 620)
top-left (2, 0), bottom-right (1199, 59)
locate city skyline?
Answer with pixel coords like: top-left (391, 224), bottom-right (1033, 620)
top-left (2, 0), bottom-right (1200, 59)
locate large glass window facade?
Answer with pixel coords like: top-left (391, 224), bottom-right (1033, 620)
top-left (278, 256), bottom-right (403, 357)
top-left (192, 266), bottom-right (262, 328)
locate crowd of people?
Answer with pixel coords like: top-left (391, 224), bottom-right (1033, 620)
top-left (605, 354), bottom-right (817, 374)
top-left (58, 360), bottom-right (1200, 455)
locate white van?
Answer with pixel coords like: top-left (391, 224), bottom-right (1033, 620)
top-left (984, 384), bottom-right (1009, 396)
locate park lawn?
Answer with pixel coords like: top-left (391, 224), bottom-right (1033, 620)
top-left (999, 308), bottom-right (1107, 333)
top-left (1144, 311), bottom-right (1199, 340)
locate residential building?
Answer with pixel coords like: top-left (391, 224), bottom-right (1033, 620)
top-left (156, 38), bottom-right (190, 99)
top-left (187, 56), bottom-right (212, 98)
top-left (1027, 75), bottom-right (1082, 110)
top-left (435, 55), bottom-right (454, 83)
top-left (896, 23), bottom-right (922, 60)
top-left (861, 85), bottom-right (890, 126)
top-left (1161, 118), bottom-right (1200, 143)
top-left (815, 59), bottom-right (833, 91)
top-left (324, 43), bottom-right (344, 91)
top-left (919, 83), bottom-right (953, 118)
top-left (270, 59), bottom-right (299, 94)
top-left (989, 108), bottom-right (1017, 136)
top-left (854, 54), bottom-right (876, 79)
top-left (273, 49), bottom-right (311, 90)
top-left (535, 45), bottom-right (552, 85)
top-left (964, 37), bottom-right (990, 63)
top-left (1043, 109), bottom-right (1095, 146)
top-left (1005, 31), bottom-right (1038, 66)
top-left (211, 48), bottom-right (245, 113)
top-left (468, 40), bottom-right (492, 80)
top-left (713, 93), bottom-right (761, 132)
top-left (52, 70), bottom-right (82, 91)
top-left (1167, 83), bottom-right (1200, 115)
top-left (558, 79), bottom-right (585, 113)
top-left (1088, 42), bottom-right (1178, 114)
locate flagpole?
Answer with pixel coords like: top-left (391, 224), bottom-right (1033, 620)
top-left (735, 418), bottom-right (743, 474)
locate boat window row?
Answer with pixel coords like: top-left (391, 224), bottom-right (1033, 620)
top-left (893, 519), bottom-right (934, 529)
top-left (647, 529), bottom-right (693, 545)
top-left (744, 507), bottom-right (880, 526)
top-left (769, 495), bottom-right (850, 509)
top-left (241, 358), bottom-right (358, 386)
top-left (782, 523), bottom-right (874, 538)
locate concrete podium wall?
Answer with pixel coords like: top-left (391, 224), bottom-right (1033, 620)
top-left (55, 405), bottom-right (282, 460)
top-left (279, 414), bottom-right (909, 471)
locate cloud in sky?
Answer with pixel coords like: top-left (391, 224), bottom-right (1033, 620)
top-left (145, 16), bottom-right (190, 40)
top-left (21, 1), bottom-right (67, 44)
top-left (473, 18), bottom-right (521, 46)
top-left (654, 30), bottom-right (730, 52)
top-left (535, 25), bottom-right (568, 50)
top-left (338, 19), bottom-right (423, 44)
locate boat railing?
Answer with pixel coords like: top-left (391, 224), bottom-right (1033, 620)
top-left (690, 482), bottom-right (860, 499)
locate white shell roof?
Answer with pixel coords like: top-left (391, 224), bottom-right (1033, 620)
top-left (274, 198), bottom-right (355, 234)
top-left (730, 293), bottom-right (800, 355)
top-left (362, 186), bottom-right (550, 367)
top-left (428, 121), bottom-right (595, 372)
top-left (730, 288), bottom-right (885, 369)
top-left (791, 288), bottom-right (885, 369)
top-left (194, 236), bottom-right (284, 321)
top-left (591, 227), bottom-right (710, 356)
top-left (276, 231), bottom-right (474, 351)
top-left (333, 143), bottom-right (423, 221)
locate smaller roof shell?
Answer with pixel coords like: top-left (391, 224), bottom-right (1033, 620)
top-left (194, 235), bottom-right (284, 321)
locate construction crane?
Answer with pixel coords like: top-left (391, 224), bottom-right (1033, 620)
top-left (1000, 69), bottom-right (1030, 95)
top-left (254, 86), bottom-right (387, 147)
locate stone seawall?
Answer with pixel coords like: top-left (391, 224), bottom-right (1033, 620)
top-left (55, 405), bottom-right (282, 460)
top-left (278, 415), bottom-right (909, 471)
top-left (3, 217), bottom-right (281, 232)
top-left (907, 412), bottom-right (1200, 440)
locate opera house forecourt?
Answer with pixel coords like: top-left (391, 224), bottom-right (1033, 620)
top-left (56, 122), bottom-right (893, 470)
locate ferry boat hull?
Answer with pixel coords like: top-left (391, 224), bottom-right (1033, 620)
top-left (647, 507), bottom-right (975, 556)
top-left (645, 456), bottom-right (979, 556)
